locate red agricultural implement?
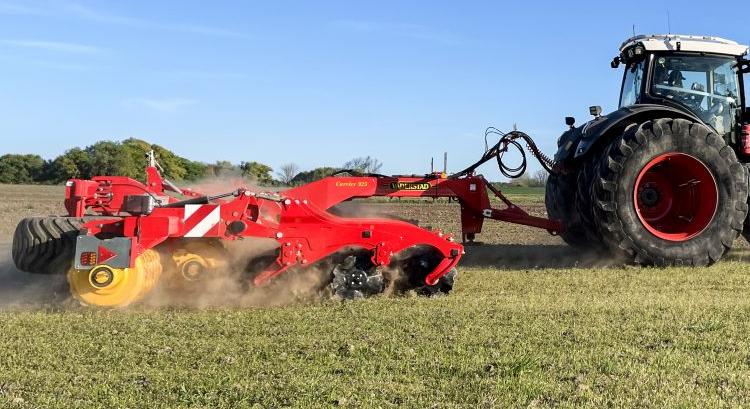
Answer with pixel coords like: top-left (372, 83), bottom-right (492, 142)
top-left (12, 130), bottom-right (560, 307)
top-left (11, 34), bottom-right (750, 307)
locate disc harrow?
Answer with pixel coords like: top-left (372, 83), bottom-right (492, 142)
top-left (12, 146), bottom-right (561, 307)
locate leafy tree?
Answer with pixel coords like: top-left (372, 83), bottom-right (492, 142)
top-left (290, 167), bottom-right (339, 184)
top-left (119, 138), bottom-right (152, 181)
top-left (180, 158), bottom-right (208, 181)
top-left (0, 154), bottom-right (45, 184)
top-left (121, 139), bottom-right (196, 182)
top-left (0, 138), bottom-right (272, 186)
top-left (46, 147), bottom-right (90, 182)
top-left (85, 141), bottom-right (136, 178)
top-left (150, 144), bottom-right (189, 181)
top-left (240, 161), bottom-right (274, 185)
top-left (342, 156), bottom-right (382, 174)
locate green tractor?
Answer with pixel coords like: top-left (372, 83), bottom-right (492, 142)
top-left (547, 34), bottom-right (750, 265)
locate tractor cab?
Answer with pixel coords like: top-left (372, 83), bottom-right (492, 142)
top-left (614, 34), bottom-right (749, 143)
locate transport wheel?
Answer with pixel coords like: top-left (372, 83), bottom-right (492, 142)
top-left (545, 172), bottom-right (594, 247)
top-left (12, 217), bottom-right (103, 275)
top-left (67, 249), bottom-right (162, 308)
top-left (592, 118), bottom-right (748, 266)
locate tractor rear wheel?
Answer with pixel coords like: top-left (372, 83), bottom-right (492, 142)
top-left (12, 217), bottom-right (99, 275)
top-left (545, 172), bottom-right (594, 247)
top-left (592, 118), bottom-right (748, 266)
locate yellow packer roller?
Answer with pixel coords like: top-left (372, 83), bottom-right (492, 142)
top-left (67, 249), bottom-right (162, 308)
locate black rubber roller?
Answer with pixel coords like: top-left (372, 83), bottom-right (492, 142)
top-left (12, 217), bottom-right (94, 275)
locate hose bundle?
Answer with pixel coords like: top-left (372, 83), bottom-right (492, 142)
top-left (453, 127), bottom-right (557, 179)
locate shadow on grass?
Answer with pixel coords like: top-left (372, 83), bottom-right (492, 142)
top-left (460, 243), bottom-right (618, 270)
top-left (462, 243), bottom-right (750, 270)
top-left (724, 247), bottom-right (750, 263)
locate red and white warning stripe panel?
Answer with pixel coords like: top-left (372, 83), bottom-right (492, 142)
top-left (183, 204), bottom-right (221, 237)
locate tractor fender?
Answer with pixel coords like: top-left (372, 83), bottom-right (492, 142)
top-left (554, 104), bottom-right (704, 164)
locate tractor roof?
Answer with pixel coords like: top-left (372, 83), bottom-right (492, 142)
top-left (620, 34), bottom-right (748, 57)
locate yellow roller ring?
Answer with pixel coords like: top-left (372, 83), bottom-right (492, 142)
top-left (67, 249), bottom-right (162, 308)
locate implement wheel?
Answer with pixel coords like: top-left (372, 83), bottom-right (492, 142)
top-left (12, 217), bottom-right (102, 275)
top-left (592, 118), bottom-right (748, 266)
top-left (67, 250), bottom-right (162, 308)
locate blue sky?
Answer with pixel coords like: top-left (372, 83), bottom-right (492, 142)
top-left (0, 0), bottom-right (748, 179)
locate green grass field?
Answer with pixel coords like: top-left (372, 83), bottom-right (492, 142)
top-left (2, 184), bottom-right (750, 408)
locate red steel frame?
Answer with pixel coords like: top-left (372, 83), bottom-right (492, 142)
top-left (369, 173), bottom-right (562, 241)
top-left (64, 167), bottom-right (561, 287)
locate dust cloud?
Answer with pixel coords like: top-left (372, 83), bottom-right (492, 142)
top-left (135, 176), bottom-right (336, 308)
top-left (0, 244), bottom-right (70, 308)
top-left (142, 238), bottom-right (333, 309)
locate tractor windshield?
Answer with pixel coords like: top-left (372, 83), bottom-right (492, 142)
top-left (651, 54), bottom-right (740, 134)
top-left (620, 60), bottom-right (644, 107)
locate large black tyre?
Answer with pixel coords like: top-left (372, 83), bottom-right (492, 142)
top-left (592, 118), bottom-right (748, 266)
top-left (12, 217), bottom-right (91, 275)
top-left (545, 172), bottom-right (594, 247)
top-left (573, 148), bottom-right (609, 249)
top-left (742, 172), bottom-right (750, 244)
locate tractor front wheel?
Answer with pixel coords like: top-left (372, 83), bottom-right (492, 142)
top-left (545, 172), bottom-right (594, 247)
top-left (592, 118), bottom-right (748, 266)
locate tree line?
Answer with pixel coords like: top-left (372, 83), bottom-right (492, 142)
top-left (0, 138), bottom-right (382, 186)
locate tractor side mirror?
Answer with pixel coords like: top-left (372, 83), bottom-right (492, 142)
top-left (611, 56), bottom-right (621, 69)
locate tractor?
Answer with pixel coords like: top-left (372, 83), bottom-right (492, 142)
top-left (546, 34), bottom-right (750, 266)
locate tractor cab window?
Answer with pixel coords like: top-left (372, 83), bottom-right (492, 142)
top-left (651, 55), bottom-right (740, 135)
top-left (620, 60), bottom-right (644, 107)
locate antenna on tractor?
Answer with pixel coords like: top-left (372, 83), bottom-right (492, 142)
top-left (431, 157), bottom-right (434, 173)
top-left (443, 152), bottom-right (448, 174)
top-left (632, 24), bottom-right (636, 37)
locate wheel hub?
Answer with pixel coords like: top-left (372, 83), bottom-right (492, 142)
top-left (637, 185), bottom-right (660, 207)
top-left (634, 153), bottom-right (718, 242)
top-left (344, 269), bottom-right (368, 290)
top-left (331, 255), bottom-right (384, 299)
top-left (89, 267), bottom-right (115, 289)
top-left (180, 260), bottom-right (205, 282)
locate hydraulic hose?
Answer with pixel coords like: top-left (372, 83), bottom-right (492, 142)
top-left (452, 128), bottom-right (557, 179)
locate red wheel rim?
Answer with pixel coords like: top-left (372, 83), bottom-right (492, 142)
top-left (634, 153), bottom-right (718, 242)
